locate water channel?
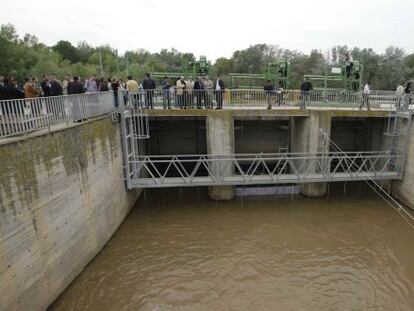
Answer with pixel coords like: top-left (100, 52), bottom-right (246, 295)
top-left (50, 184), bottom-right (414, 310)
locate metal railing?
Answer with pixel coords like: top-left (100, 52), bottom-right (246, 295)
top-left (1, 89), bottom-right (411, 138)
top-left (125, 151), bottom-right (401, 188)
top-left (121, 89), bottom-right (411, 110)
top-left (0, 91), bottom-right (114, 138)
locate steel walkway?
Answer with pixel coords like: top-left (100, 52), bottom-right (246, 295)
top-left (125, 152), bottom-right (401, 188)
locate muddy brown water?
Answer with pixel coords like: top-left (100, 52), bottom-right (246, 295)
top-left (50, 185), bottom-right (414, 311)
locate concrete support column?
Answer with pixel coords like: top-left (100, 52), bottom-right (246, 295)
top-left (291, 111), bottom-right (332, 197)
top-left (206, 112), bottom-right (235, 201)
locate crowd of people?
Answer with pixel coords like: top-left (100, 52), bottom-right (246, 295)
top-left (0, 73), bottom-right (412, 111)
top-left (0, 73), bottom-right (227, 110)
top-left (0, 74), bottom-right (128, 100)
top-left (123, 73), bottom-right (226, 109)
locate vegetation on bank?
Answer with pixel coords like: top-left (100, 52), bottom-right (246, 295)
top-left (1, 23), bottom-right (413, 89)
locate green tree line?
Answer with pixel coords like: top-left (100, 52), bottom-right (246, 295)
top-left (1, 23), bottom-right (413, 90)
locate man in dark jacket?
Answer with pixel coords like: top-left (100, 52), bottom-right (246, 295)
top-left (300, 78), bottom-right (313, 109)
top-left (161, 76), bottom-right (171, 109)
top-left (0, 78), bottom-right (24, 115)
top-left (67, 76), bottom-right (84, 94)
top-left (193, 76), bottom-right (205, 109)
top-left (67, 76), bottom-right (85, 121)
top-left (142, 73), bottom-right (156, 109)
top-left (264, 80), bottom-right (274, 109)
top-left (50, 74), bottom-right (63, 96)
top-left (0, 77), bottom-right (24, 100)
top-left (40, 75), bottom-right (51, 97)
top-left (214, 76), bottom-right (225, 109)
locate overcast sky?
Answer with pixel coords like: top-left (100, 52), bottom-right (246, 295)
top-left (1, 0), bottom-right (413, 61)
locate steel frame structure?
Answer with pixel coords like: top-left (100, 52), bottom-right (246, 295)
top-left (124, 152), bottom-right (401, 189)
top-left (117, 92), bottom-right (412, 190)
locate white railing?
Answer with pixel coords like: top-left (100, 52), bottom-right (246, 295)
top-left (0, 91), bottom-right (115, 138)
top-left (121, 89), bottom-right (410, 110)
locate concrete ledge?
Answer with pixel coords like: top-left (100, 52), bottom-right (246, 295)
top-left (145, 107), bottom-right (390, 119)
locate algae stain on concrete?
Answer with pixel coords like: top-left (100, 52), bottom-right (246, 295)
top-left (0, 117), bottom-right (119, 213)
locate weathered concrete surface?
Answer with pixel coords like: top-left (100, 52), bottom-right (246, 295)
top-left (0, 117), bottom-right (141, 311)
top-left (291, 111), bottom-right (332, 197)
top-left (234, 120), bottom-right (289, 153)
top-left (148, 118), bottom-right (206, 154)
top-left (392, 116), bottom-right (414, 208)
top-left (206, 112), bottom-right (235, 201)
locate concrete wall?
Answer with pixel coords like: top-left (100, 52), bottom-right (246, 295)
top-left (0, 117), bottom-right (141, 311)
top-left (393, 116), bottom-right (414, 208)
top-left (234, 120), bottom-right (289, 153)
top-left (206, 112), bottom-right (235, 201)
top-left (330, 118), bottom-right (368, 152)
top-left (148, 117), bottom-right (206, 155)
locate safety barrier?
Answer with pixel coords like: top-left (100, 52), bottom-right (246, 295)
top-left (0, 92), bottom-right (114, 138)
top-left (121, 89), bottom-right (408, 110)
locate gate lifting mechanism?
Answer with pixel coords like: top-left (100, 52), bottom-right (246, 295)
top-left (119, 92), bottom-right (411, 190)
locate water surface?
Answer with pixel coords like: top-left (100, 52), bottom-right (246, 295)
top-left (51, 186), bottom-right (414, 310)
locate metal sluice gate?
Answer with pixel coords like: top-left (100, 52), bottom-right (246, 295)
top-left (118, 95), bottom-right (412, 190)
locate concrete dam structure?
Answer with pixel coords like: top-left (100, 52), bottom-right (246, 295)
top-left (1, 91), bottom-right (414, 310)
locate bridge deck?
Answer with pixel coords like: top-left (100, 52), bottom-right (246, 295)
top-left (130, 171), bottom-right (400, 188)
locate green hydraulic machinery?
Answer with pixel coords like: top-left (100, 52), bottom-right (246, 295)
top-left (151, 56), bottom-right (211, 81)
top-left (303, 60), bottom-right (363, 91)
top-left (229, 59), bottom-right (290, 89)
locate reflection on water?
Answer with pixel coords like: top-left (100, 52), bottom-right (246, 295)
top-left (51, 185), bottom-right (414, 311)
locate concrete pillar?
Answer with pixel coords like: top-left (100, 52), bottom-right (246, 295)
top-left (206, 112), bottom-right (235, 201)
top-left (290, 111), bottom-right (332, 197)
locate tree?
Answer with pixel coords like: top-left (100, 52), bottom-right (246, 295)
top-left (0, 23), bottom-right (18, 42)
top-left (214, 57), bottom-right (234, 76)
top-left (53, 40), bottom-right (80, 64)
top-left (23, 34), bottom-right (39, 47)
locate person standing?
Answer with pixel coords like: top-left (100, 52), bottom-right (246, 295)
top-left (0, 77), bottom-right (24, 100)
top-left (84, 75), bottom-right (98, 93)
top-left (360, 81), bottom-right (371, 110)
top-left (142, 73), bottom-right (156, 109)
top-left (276, 81), bottom-right (284, 106)
top-left (204, 76), bottom-right (213, 108)
top-left (345, 52), bottom-right (354, 78)
top-left (50, 74), bottom-right (63, 96)
top-left (62, 75), bottom-right (70, 95)
top-left (126, 75), bottom-right (139, 107)
top-left (194, 76), bottom-right (205, 109)
top-left (126, 75), bottom-right (139, 92)
top-left (300, 78), bottom-right (313, 109)
top-left (24, 76), bottom-right (39, 99)
top-left (40, 75), bottom-right (51, 97)
top-left (99, 78), bottom-right (109, 91)
top-left (110, 78), bottom-right (120, 108)
top-left (264, 79), bottom-right (274, 109)
top-left (214, 75), bottom-right (225, 109)
top-left (161, 76), bottom-right (171, 109)
top-left (67, 76), bottom-right (86, 121)
top-left (67, 76), bottom-right (84, 95)
top-left (396, 82), bottom-right (404, 110)
top-left (176, 76), bottom-right (186, 109)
